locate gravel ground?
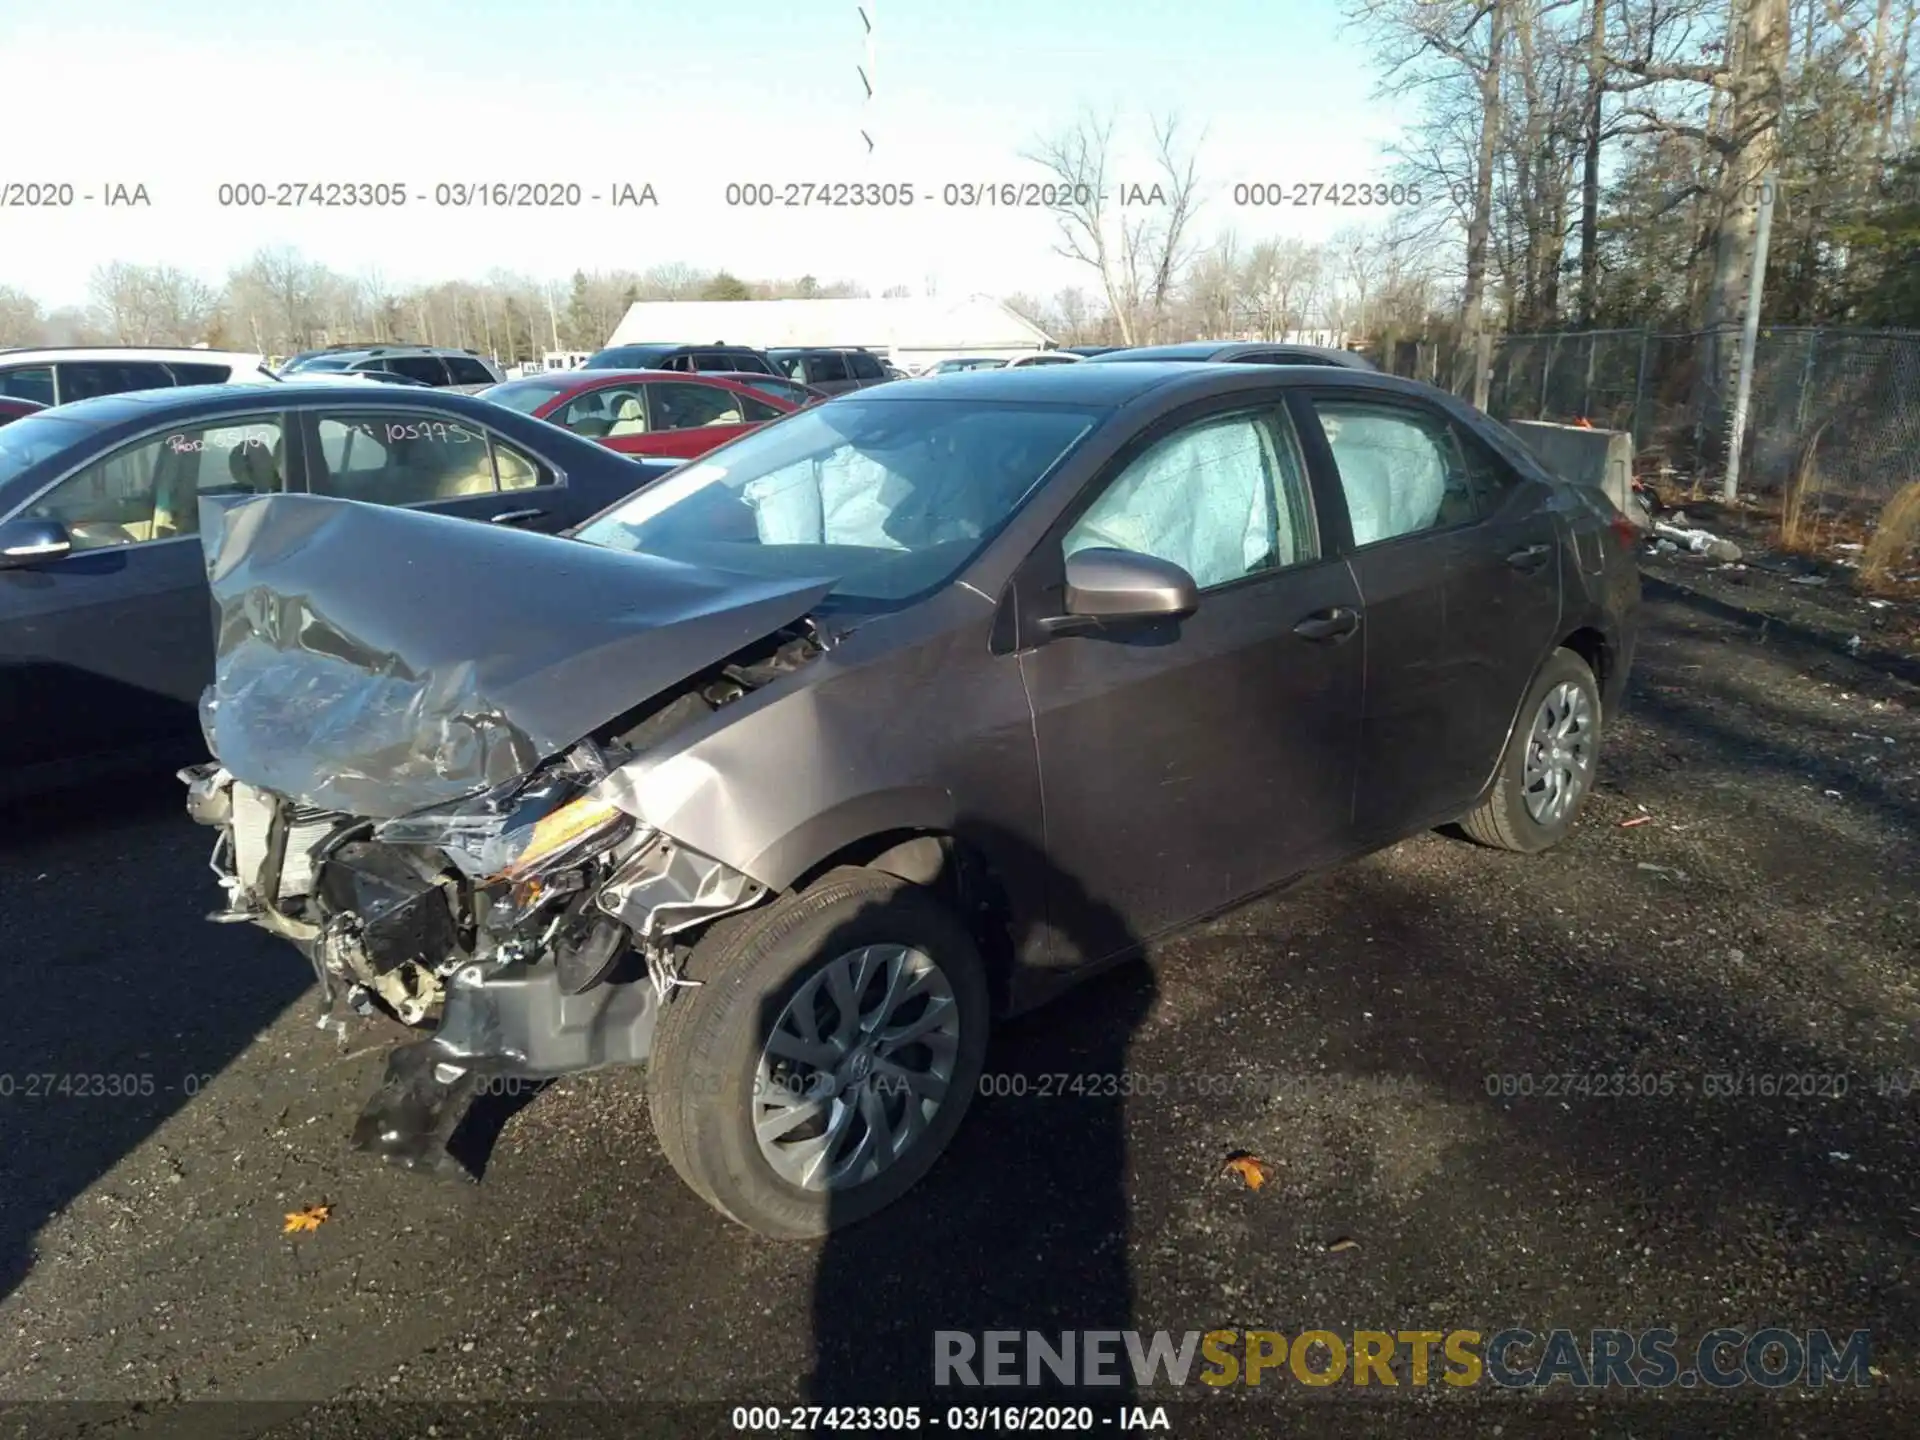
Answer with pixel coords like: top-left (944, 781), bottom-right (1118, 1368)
top-left (2, 571), bottom-right (1917, 1439)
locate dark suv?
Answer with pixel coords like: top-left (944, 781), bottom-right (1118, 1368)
top-left (282, 346), bottom-right (503, 392)
top-left (582, 344), bottom-right (777, 376)
top-left (765, 348), bottom-right (891, 395)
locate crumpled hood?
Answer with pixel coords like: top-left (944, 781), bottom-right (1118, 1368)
top-left (198, 493), bottom-right (833, 818)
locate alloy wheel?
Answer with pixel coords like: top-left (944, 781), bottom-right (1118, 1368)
top-left (753, 944), bottom-right (962, 1191)
top-left (1521, 679), bottom-right (1596, 826)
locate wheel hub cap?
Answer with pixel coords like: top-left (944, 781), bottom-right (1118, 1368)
top-left (753, 943), bottom-right (962, 1192)
top-left (1521, 679), bottom-right (1596, 826)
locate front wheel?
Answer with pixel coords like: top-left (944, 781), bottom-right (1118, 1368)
top-left (1460, 648), bottom-right (1602, 853)
top-left (647, 865), bottom-right (990, 1238)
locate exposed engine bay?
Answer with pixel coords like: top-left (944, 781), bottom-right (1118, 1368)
top-left (183, 622), bottom-right (825, 1174)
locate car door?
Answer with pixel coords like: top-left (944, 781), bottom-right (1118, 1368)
top-left (640, 381), bottom-right (756, 459)
top-left (1444, 415), bottom-right (1565, 780)
top-left (1012, 398), bottom-right (1365, 966)
top-left (1289, 388), bottom-right (1498, 841)
top-left (0, 412), bottom-right (292, 779)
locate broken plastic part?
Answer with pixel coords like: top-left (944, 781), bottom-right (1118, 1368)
top-left (196, 492), bottom-right (834, 818)
top-left (595, 832), bottom-right (766, 940)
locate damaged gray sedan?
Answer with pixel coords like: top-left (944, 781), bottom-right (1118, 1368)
top-left (185, 362), bottom-right (1638, 1236)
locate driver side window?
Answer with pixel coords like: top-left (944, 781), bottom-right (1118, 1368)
top-left (1063, 409), bottom-right (1318, 590)
top-left (28, 417), bottom-right (285, 550)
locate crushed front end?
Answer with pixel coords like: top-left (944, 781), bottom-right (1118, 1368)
top-left (181, 491), bottom-right (832, 1176)
top-left (184, 745), bottom-right (766, 1174)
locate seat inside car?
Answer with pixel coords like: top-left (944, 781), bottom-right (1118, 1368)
top-left (608, 395), bottom-right (648, 435)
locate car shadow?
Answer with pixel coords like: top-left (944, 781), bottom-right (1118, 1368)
top-left (804, 824), bottom-right (1156, 1409)
top-left (0, 772), bottom-right (314, 1304)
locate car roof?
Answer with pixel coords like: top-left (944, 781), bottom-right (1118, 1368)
top-left (41, 383), bottom-right (506, 426)
top-left (1085, 340), bottom-right (1369, 366)
top-left (0, 346), bottom-right (269, 367)
top-left (862, 359), bottom-right (1435, 407)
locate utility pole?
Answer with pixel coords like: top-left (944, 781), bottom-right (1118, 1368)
top-left (858, 4), bottom-right (876, 154)
top-left (1722, 170), bottom-right (1779, 501)
top-left (546, 282), bottom-right (561, 353)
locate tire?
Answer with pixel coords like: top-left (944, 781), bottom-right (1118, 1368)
top-left (647, 865), bottom-right (990, 1238)
top-left (1460, 648), bottom-right (1602, 854)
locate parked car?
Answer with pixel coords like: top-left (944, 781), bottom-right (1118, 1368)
top-left (1082, 340), bottom-right (1377, 369)
top-left (477, 370), bottom-right (797, 460)
top-left (181, 360), bottom-right (1639, 1237)
top-left (582, 343), bottom-right (778, 376)
top-left (1005, 351), bottom-right (1084, 368)
top-left (1060, 345), bottom-right (1128, 357)
top-left (765, 348), bottom-right (892, 395)
top-left (700, 372), bottom-right (829, 409)
top-left (0, 347), bottom-right (279, 407)
top-left (0, 384), bottom-right (677, 799)
top-left (0, 397), bottom-right (44, 426)
top-left (281, 346), bottom-right (504, 393)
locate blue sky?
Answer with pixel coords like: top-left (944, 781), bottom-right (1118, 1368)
top-left (0, 0), bottom-right (1408, 307)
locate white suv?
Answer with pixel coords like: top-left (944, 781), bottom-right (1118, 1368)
top-left (0, 347), bottom-right (278, 408)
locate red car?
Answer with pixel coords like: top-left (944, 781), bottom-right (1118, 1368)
top-left (0, 397), bottom-right (45, 426)
top-left (478, 370), bottom-right (797, 460)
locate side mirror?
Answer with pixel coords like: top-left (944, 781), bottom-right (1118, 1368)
top-left (1043, 547), bottom-right (1199, 633)
top-left (0, 517), bottom-right (72, 569)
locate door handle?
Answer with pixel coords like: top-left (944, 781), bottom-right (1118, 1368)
top-left (490, 508), bottom-right (547, 525)
top-left (1292, 606), bottom-right (1360, 641)
top-left (1506, 543), bottom-right (1551, 570)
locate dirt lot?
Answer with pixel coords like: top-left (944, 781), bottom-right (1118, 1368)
top-left (2, 569), bottom-right (1918, 1439)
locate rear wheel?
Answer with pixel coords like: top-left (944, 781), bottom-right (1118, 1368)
top-left (647, 866), bottom-right (989, 1238)
top-left (1461, 648), bottom-right (1602, 853)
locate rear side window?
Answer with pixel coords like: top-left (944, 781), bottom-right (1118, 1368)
top-left (167, 362), bottom-right (233, 384)
top-left (648, 382), bottom-right (746, 430)
top-left (58, 361), bottom-right (174, 402)
top-left (739, 394), bottom-right (783, 422)
top-left (848, 352), bottom-right (886, 380)
top-left (380, 356), bottom-right (452, 386)
top-left (0, 365), bottom-right (55, 406)
top-left (308, 411), bottom-right (497, 505)
top-left (445, 356), bottom-right (495, 386)
top-left (808, 353), bottom-right (850, 384)
top-left (1306, 399), bottom-right (1477, 547)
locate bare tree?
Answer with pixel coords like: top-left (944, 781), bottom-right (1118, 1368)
top-left (1023, 110), bottom-right (1205, 343)
top-left (0, 286), bottom-right (44, 346)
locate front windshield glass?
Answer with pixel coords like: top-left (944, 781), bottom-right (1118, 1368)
top-left (572, 397), bottom-right (1100, 608)
top-left (0, 413), bottom-right (106, 490)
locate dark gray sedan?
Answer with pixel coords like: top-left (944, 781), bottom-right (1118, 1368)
top-left (184, 362), bottom-right (1639, 1237)
top-left (0, 385), bottom-right (676, 798)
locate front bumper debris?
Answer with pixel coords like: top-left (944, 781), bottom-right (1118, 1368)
top-left (181, 760), bottom-right (764, 1179)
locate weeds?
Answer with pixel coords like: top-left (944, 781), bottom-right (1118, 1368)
top-left (1861, 480), bottom-right (1920, 593)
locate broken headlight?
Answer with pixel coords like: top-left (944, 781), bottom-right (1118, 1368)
top-left (373, 763), bottom-right (640, 884)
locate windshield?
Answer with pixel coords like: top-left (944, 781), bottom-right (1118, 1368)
top-left (479, 378), bottom-right (571, 414)
top-left (584, 347), bottom-right (666, 369)
top-left (572, 397), bottom-right (1100, 608)
top-left (0, 413), bottom-right (107, 491)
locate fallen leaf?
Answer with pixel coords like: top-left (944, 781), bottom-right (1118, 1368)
top-left (1327, 1237), bottom-right (1361, 1253)
top-left (1618, 815), bottom-right (1653, 828)
top-left (1221, 1152), bottom-right (1270, 1190)
top-left (283, 1204), bottom-right (332, 1234)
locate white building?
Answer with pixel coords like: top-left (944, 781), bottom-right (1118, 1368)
top-left (602, 295), bottom-right (1053, 370)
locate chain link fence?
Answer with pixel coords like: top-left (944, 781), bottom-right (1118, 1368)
top-left (1472, 326), bottom-right (1920, 508)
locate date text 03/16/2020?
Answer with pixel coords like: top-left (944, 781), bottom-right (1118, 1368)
top-left (729, 1405), bottom-right (1168, 1432)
